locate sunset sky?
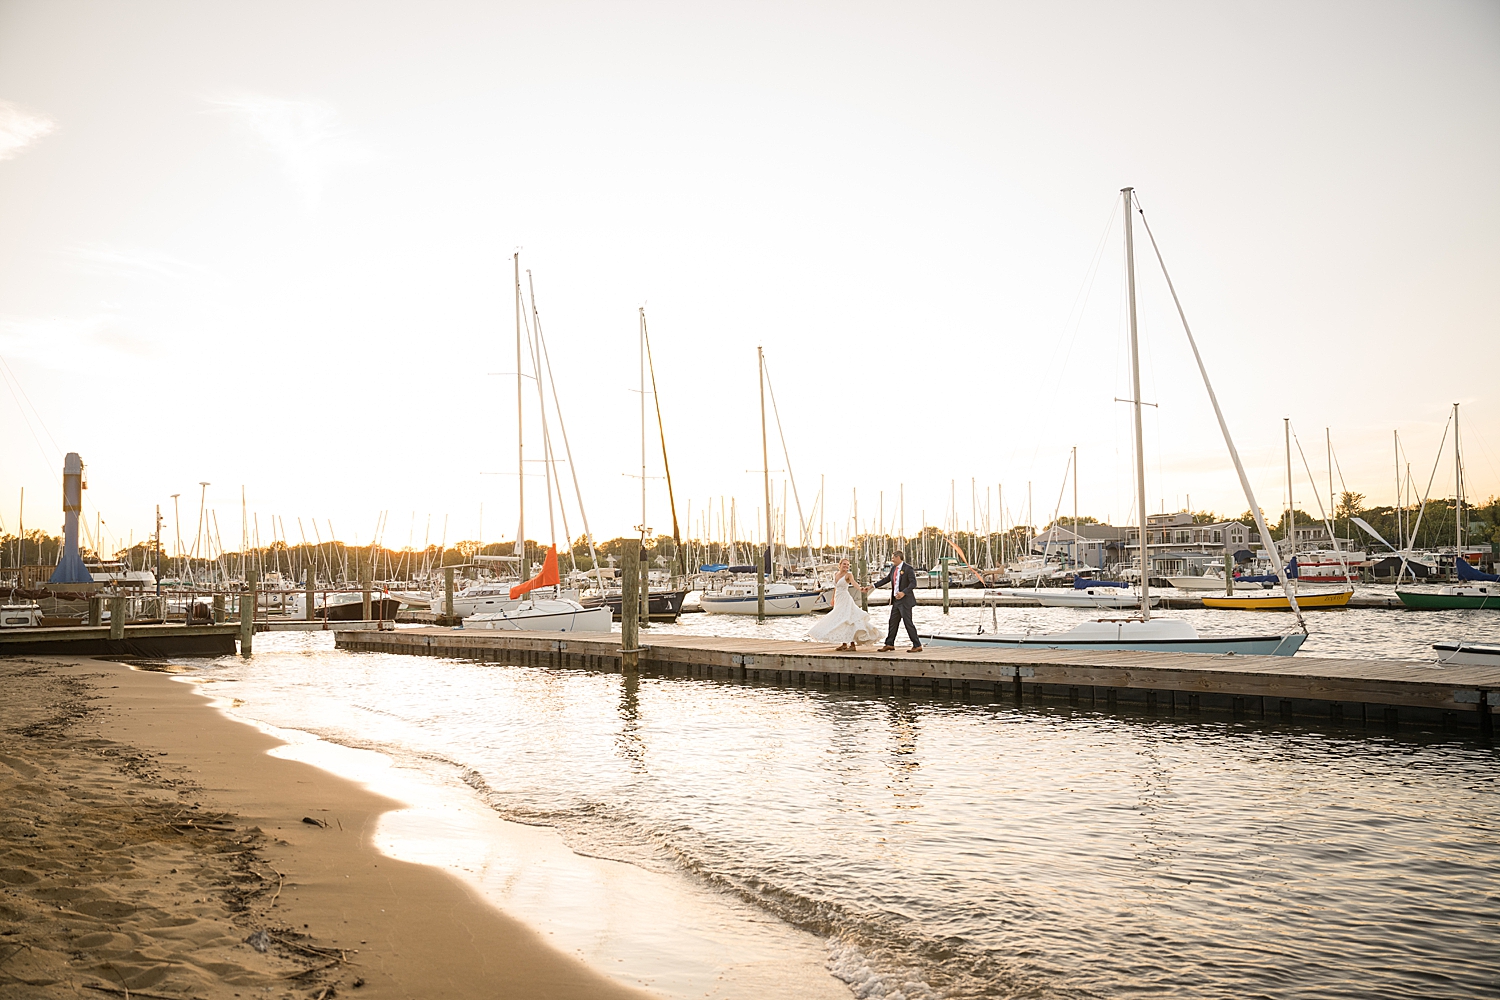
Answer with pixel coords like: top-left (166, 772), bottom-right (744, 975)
top-left (1, 1), bottom-right (1497, 558)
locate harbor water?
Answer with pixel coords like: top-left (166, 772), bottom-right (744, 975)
top-left (184, 600), bottom-right (1499, 999)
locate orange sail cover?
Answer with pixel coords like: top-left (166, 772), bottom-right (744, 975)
top-left (510, 545), bottom-right (560, 599)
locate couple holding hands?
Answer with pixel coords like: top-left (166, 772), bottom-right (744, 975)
top-left (807, 551), bottom-right (922, 653)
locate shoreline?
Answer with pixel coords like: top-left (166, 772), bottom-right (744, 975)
top-left (0, 654), bottom-right (650, 999)
top-left (196, 653), bottom-right (853, 1000)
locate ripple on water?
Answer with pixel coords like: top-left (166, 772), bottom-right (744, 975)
top-left (196, 631), bottom-right (1500, 1000)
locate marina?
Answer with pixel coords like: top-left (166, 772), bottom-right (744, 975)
top-left (0, 8), bottom-right (1496, 999)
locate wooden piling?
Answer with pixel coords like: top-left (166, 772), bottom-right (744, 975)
top-left (856, 551), bottom-right (869, 611)
top-left (941, 558), bottom-right (951, 614)
top-left (240, 570), bottom-right (257, 657)
top-left (621, 545), bottom-right (639, 670)
top-left (108, 596), bottom-right (125, 641)
top-left (212, 594), bottom-right (225, 624)
top-left (88, 597), bottom-right (102, 627)
top-left (1225, 553), bottom-right (1234, 595)
top-left (639, 544), bottom-right (650, 632)
top-left (361, 562), bottom-right (372, 622)
top-left (443, 566), bottom-right (455, 619)
top-left (304, 568), bottom-right (315, 621)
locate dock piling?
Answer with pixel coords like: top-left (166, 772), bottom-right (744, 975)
top-left (361, 563), bottom-right (372, 622)
top-left (621, 545), bottom-right (639, 670)
top-left (212, 594), bottom-right (225, 624)
top-left (88, 597), bottom-right (102, 627)
top-left (108, 596), bottom-right (125, 640)
top-left (304, 569), bottom-right (314, 622)
top-left (240, 570), bottom-right (257, 657)
top-left (941, 558), bottom-right (951, 614)
top-left (443, 566), bottom-right (455, 619)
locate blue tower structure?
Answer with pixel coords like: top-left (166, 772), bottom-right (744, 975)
top-left (48, 452), bottom-right (93, 585)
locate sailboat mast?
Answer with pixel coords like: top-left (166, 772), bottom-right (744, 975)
top-left (641, 313), bottom-right (681, 577)
top-left (759, 346), bottom-right (773, 581)
top-left (514, 253), bottom-right (526, 579)
top-left (1122, 186), bottom-right (1150, 619)
top-left (1454, 402), bottom-right (1462, 555)
top-left (1326, 427), bottom-right (1334, 540)
top-left (1394, 430), bottom-right (1402, 550)
top-left (639, 308), bottom-right (647, 547)
top-left (1072, 445), bottom-right (1078, 573)
top-left (756, 347), bottom-right (768, 620)
top-left (1285, 417), bottom-right (1294, 561)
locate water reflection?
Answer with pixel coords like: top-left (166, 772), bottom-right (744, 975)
top-left (615, 670), bottom-right (646, 772)
top-left (884, 702), bottom-right (923, 814)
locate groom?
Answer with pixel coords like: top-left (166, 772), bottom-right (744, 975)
top-left (871, 551), bottom-right (921, 652)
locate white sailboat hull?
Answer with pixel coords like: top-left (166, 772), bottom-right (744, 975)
top-left (921, 617), bottom-right (1306, 656)
top-left (464, 599), bottom-right (612, 633)
top-left (699, 588), bottom-right (831, 616)
top-left (994, 588), bottom-right (1158, 608)
top-left (1433, 642), bottom-right (1500, 666)
top-left (1166, 574), bottom-right (1230, 591)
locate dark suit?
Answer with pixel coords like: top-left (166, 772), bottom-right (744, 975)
top-left (870, 562), bottom-right (920, 647)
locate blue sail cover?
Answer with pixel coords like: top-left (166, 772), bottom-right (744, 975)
top-left (1074, 577), bottom-right (1129, 589)
top-left (1455, 556), bottom-right (1499, 582)
top-left (698, 563), bottom-right (729, 573)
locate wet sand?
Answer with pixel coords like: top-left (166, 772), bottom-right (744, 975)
top-left (0, 655), bottom-right (649, 1000)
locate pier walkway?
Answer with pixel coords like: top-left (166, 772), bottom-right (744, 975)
top-left (337, 628), bottom-right (1497, 733)
top-left (0, 623), bottom-right (239, 657)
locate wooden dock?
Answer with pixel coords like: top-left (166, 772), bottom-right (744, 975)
top-left (337, 628), bottom-right (1497, 733)
top-left (0, 623), bottom-right (239, 657)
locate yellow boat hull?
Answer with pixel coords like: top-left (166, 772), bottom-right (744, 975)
top-left (1200, 590), bottom-right (1352, 611)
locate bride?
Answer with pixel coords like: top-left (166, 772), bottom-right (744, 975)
top-left (807, 558), bottom-right (881, 651)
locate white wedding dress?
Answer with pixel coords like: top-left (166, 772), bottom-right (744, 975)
top-left (807, 576), bottom-right (882, 644)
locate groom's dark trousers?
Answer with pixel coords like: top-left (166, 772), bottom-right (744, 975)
top-left (871, 562), bottom-right (921, 647)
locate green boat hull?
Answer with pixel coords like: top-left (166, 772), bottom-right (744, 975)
top-left (1396, 591), bottom-right (1500, 610)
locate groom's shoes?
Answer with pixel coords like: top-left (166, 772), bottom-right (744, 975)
top-left (877, 645), bottom-right (895, 652)
top-left (905, 646), bottom-right (924, 653)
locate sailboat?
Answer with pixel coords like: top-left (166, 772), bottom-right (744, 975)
top-left (1395, 404), bottom-right (1498, 611)
top-left (465, 255), bottom-right (610, 634)
top-left (699, 347), bottom-right (830, 618)
top-left (924, 187), bottom-right (1308, 655)
top-left (587, 307), bottom-right (690, 624)
top-left (1201, 419), bottom-right (1352, 611)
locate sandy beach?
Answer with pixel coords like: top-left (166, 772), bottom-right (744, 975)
top-left (0, 655), bottom-right (649, 1000)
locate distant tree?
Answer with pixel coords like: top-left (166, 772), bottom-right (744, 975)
top-left (1336, 491), bottom-right (1365, 521)
top-left (1041, 515), bottom-right (1100, 531)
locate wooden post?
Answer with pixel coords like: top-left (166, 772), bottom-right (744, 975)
top-left (856, 551), bottom-right (869, 611)
top-left (88, 596), bottom-right (102, 627)
top-left (109, 595), bottom-right (125, 641)
top-left (941, 558), bottom-right (951, 614)
top-left (444, 566), bottom-right (455, 619)
top-left (361, 560), bottom-right (372, 622)
top-left (621, 545), bottom-right (639, 670)
top-left (639, 545), bottom-right (650, 630)
top-left (756, 550), bottom-right (766, 622)
top-left (240, 570), bottom-right (256, 657)
top-left (304, 568), bottom-right (315, 621)
top-left (1225, 553), bottom-right (1234, 595)
top-left (212, 594), bottom-right (225, 624)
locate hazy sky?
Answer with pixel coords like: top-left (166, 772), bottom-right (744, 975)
top-left (2, 1), bottom-right (1497, 558)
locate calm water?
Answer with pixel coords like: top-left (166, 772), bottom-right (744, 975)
top-left (189, 607), bottom-right (1499, 1000)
